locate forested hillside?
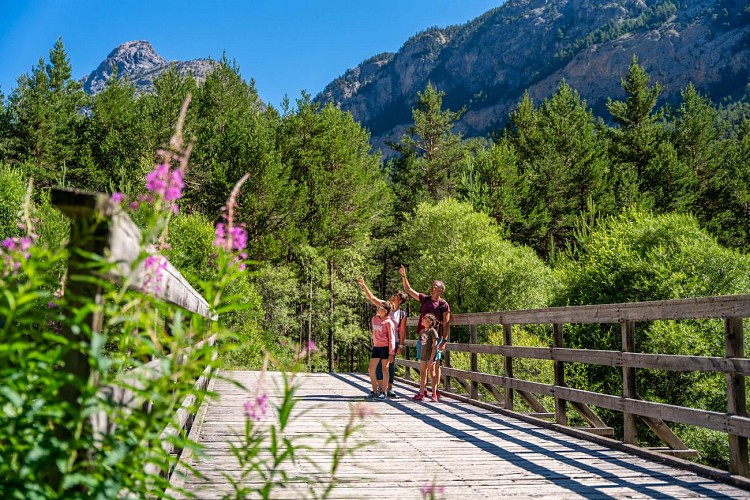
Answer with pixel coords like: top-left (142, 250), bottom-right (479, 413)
top-left (2, 37), bottom-right (750, 469)
top-left (319, 0), bottom-right (750, 156)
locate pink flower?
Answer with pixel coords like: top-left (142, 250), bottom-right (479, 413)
top-left (420, 484), bottom-right (445, 499)
top-left (307, 341), bottom-right (318, 352)
top-left (111, 192), bottom-right (124, 204)
top-left (2, 238), bottom-right (16, 251)
top-left (213, 223), bottom-right (248, 252)
top-left (353, 403), bottom-right (375, 419)
top-left (243, 394), bottom-right (270, 422)
top-left (145, 163), bottom-right (184, 202)
top-left (229, 226), bottom-right (247, 251)
top-left (142, 255), bottom-right (168, 294)
top-left (48, 301), bottom-right (57, 309)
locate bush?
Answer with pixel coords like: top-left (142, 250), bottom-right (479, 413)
top-left (555, 209), bottom-right (750, 467)
top-left (400, 198), bottom-right (556, 313)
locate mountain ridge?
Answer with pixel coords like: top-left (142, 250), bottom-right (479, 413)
top-left (316, 0), bottom-right (750, 155)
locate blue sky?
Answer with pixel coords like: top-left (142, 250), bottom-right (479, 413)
top-left (0, 1), bottom-right (503, 107)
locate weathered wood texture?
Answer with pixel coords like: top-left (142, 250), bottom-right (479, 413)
top-left (174, 371), bottom-right (750, 498)
top-left (406, 295), bottom-right (750, 326)
top-left (400, 295), bottom-right (750, 473)
top-left (51, 187), bottom-right (212, 318)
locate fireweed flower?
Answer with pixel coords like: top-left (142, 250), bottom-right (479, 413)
top-left (142, 255), bottom-right (168, 294)
top-left (243, 394), bottom-right (269, 422)
top-left (111, 192), bottom-right (124, 204)
top-left (420, 484), bottom-right (446, 498)
top-left (145, 163), bottom-right (185, 208)
top-left (307, 341), bottom-right (318, 353)
top-left (0, 235), bottom-right (34, 277)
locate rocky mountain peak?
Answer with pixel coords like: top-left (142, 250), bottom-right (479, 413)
top-left (81, 40), bottom-right (217, 95)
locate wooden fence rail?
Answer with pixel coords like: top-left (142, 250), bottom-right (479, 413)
top-left (51, 187), bottom-right (217, 482)
top-left (395, 295), bottom-right (750, 478)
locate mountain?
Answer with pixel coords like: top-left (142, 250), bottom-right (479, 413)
top-left (317, 0), bottom-right (750, 155)
top-left (81, 40), bottom-right (218, 94)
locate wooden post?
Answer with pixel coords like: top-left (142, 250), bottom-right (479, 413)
top-left (504, 322), bottom-right (514, 411)
top-left (553, 323), bottom-right (567, 426)
top-left (328, 259), bottom-right (334, 373)
top-left (470, 324), bottom-right (478, 400)
top-left (48, 191), bottom-right (112, 489)
top-left (726, 316), bottom-right (748, 476)
top-left (404, 322), bottom-right (411, 380)
top-left (622, 320), bottom-right (638, 445)
top-left (445, 349), bottom-right (452, 391)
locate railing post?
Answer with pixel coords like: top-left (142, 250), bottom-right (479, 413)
top-left (553, 323), bottom-right (566, 426)
top-left (726, 316), bottom-right (748, 476)
top-left (470, 324), bottom-right (478, 400)
top-left (504, 322), bottom-right (514, 411)
top-left (445, 349), bottom-right (452, 392)
top-left (404, 323), bottom-right (411, 380)
top-left (49, 192), bottom-right (111, 490)
top-left (622, 320), bottom-right (638, 445)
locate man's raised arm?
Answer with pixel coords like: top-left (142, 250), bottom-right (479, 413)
top-left (399, 265), bottom-right (420, 301)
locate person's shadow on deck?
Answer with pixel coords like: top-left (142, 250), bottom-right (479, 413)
top-left (329, 372), bottom-right (739, 500)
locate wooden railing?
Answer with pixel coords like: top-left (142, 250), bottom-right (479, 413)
top-left (51, 188), bottom-right (217, 481)
top-left (395, 295), bottom-right (750, 480)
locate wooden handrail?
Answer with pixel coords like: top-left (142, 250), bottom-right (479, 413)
top-left (52, 187), bottom-right (217, 484)
top-left (396, 295), bottom-right (750, 477)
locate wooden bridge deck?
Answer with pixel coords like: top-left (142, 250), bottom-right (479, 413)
top-left (172, 371), bottom-right (750, 499)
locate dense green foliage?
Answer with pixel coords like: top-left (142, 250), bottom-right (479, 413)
top-left (2, 39), bottom-right (750, 473)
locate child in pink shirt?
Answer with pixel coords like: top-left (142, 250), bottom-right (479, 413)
top-left (366, 301), bottom-right (396, 401)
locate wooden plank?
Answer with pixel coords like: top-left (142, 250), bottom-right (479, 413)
top-left (52, 187), bottom-right (213, 319)
top-left (175, 371), bottom-right (750, 498)
top-left (418, 366), bottom-right (750, 439)
top-left (405, 295), bottom-right (750, 326)
top-left (481, 382), bottom-right (504, 405)
top-left (445, 344), bottom-right (750, 375)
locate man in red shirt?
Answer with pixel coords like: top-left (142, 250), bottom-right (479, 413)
top-left (399, 265), bottom-right (451, 400)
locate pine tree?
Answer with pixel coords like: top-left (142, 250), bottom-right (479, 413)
top-left (388, 83), bottom-right (466, 214)
top-left (84, 68), bottom-right (150, 192)
top-left (507, 82), bottom-right (613, 259)
top-left (6, 38), bottom-right (87, 187)
top-left (606, 55), bottom-right (677, 211)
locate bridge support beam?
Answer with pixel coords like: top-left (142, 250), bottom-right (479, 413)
top-left (622, 320), bottom-right (638, 445)
top-left (504, 323), bottom-right (514, 411)
top-left (726, 316), bottom-right (748, 477)
top-left (553, 323), bottom-right (567, 426)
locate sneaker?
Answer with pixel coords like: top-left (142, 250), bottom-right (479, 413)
top-left (423, 390), bottom-right (428, 397)
top-left (387, 390), bottom-right (397, 398)
top-left (430, 393), bottom-right (439, 402)
top-left (378, 391), bottom-right (387, 400)
top-left (364, 391), bottom-right (377, 401)
top-left (436, 390), bottom-right (443, 400)
top-left (412, 392), bottom-right (424, 401)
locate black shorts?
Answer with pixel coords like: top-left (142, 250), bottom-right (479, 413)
top-left (371, 346), bottom-right (390, 359)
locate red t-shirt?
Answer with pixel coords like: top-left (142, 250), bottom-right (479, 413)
top-left (416, 293), bottom-right (450, 337)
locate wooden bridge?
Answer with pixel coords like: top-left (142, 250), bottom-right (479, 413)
top-left (51, 189), bottom-right (750, 498)
top-left (170, 370), bottom-right (750, 499)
